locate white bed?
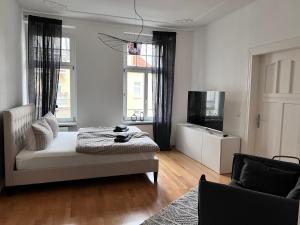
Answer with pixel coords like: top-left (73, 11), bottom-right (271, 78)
top-left (16, 132), bottom-right (155, 170)
top-left (4, 104), bottom-right (159, 187)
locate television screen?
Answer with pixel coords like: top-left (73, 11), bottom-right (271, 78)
top-left (187, 91), bottom-right (225, 131)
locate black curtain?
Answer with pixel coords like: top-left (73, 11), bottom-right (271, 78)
top-left (152, 31), bottom-right (176, 150)
top-left (28, 15), bottom-right (62, 118)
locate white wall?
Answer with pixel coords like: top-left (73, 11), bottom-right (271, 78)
top-left (191, 28), bottom-right (206, 91)
top-left (171, 31), bottom-right (193, 144)
top-left (65, 19), bottom-right (127, 127)
top-left (53, 18), bottom-right (193, 144)
top-left (192, 0), bottom-right (300, 153)
top-left (0, 0), bottom-right (23, 188)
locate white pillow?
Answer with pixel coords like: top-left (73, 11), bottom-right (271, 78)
top-left (26, 119), bottom-right (53, 151)
top-left (43, 112), bottom-right (59, 138)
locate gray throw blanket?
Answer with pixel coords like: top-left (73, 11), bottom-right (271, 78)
top-left (76, 126), bottom-right (160, 154)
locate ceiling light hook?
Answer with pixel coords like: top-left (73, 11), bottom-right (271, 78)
top-left (133, 0), bottom-right (144, 43)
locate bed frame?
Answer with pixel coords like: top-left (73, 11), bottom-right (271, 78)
top-left (3, 104), bottom-right (159, 187)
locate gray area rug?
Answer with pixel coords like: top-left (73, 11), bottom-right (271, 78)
top-left (141, 188), bottom-right (198, 225)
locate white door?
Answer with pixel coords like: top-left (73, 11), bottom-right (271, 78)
top-left (254, 48), bottom-right (300, 161)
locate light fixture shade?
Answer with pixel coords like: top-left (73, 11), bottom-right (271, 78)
top-left (97, 33), bottom-right (129, 53)
top-left (97, 0), bottom-right (148, 54)
top-left (98, 33), bottom-right (148, 55)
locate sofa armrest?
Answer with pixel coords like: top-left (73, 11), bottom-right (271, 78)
top-left (198, 178), bottom-right (299, 225)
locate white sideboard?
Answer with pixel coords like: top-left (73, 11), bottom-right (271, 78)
top-left (175, 123), bottom-right (240, 174)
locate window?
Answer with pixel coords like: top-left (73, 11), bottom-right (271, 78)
top-left (133, 81), bottom-right (142, 97)
top-left (25, 20), bottom-right (77, 121)
top-left (124, 44), bottom-right (155, 121)
top-left (55, 36), bottom-right (77, 122)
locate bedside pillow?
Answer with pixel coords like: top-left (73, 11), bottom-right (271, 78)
top-left (287, 176), bottom-right (300, 200)
top-left (239, 158), bottom-right (299, 197)
top-left (25, 127), bottom-right (36, 151)
top-left (43, 112), bottom-right (59, 138)
top-left (26, 119), bottom-right (53, 151)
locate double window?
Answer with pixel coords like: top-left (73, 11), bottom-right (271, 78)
top-left (55, 36), bottom-right (76, 122)
top-left (26, 23), bottom-right (76, 122)
top-left (123, 44), bottom-right (155, 121)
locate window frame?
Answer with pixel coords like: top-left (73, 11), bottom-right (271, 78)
top-left (123, 45), bottom-right (154, 122)
top-left (56, 33), bottom-right (77, 123)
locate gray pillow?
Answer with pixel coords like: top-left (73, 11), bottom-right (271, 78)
top-left (43, 112), bottom-right (59, 138)
top-left (287, 176), bottom-right (300, 200)
top-left (239, 158), bottom-right (299, 197)
top-left (26, 119), bottom-right (53, 151)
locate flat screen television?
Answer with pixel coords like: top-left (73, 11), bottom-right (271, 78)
top-left (187, 91), bottom-right (225, 131)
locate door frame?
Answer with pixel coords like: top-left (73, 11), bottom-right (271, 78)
top-left (243, 36), bottom-right (300, 155)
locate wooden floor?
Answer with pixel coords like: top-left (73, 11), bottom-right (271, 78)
top-left (0, 150), bottom-right (230, 225)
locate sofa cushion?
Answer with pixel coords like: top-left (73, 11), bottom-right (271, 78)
top-left (287, 176), bottom-right (300, 200)
top-left (232, 153), bottom-right (300, 181)
top-left (239, 158), bottom-right (299, 197)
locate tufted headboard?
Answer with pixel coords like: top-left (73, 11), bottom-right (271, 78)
top-left (3, 104), bottom-right (35, 182)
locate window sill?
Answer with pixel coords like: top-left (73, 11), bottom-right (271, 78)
top-left (122, 120), bottom-right (153, 125)
top-left (58, 121), bottom-right (78, 127)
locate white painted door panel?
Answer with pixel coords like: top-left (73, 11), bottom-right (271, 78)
top-left (281, 104), bottom-right (300, 159)
top-left (255, 102), bottom-right (282, 158)
top-left (255, 48), bottom-right (300, 159)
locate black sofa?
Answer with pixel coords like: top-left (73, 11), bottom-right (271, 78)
top-left (198, 153), bottom-right (300, 225)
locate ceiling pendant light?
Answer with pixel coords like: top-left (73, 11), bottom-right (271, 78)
top-left (97, 0), bottom-right (148, 55)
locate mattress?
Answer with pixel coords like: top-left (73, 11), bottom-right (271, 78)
top-left (16, 132), bottom-right (155, 170)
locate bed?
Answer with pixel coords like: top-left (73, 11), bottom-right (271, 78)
top-left (3, 104), bottom-right (159, 187)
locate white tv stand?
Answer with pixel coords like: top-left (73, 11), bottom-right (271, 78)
top-left (175, 123), bottom-right (240, 174)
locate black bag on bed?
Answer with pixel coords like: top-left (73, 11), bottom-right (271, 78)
top-left (114, 134), bottom-right (132, 143)
top-left (113, 125), bottom-right (129, 132)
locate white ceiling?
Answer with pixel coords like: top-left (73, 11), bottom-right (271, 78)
top-left (18, 0), bottom-right (254, 29)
